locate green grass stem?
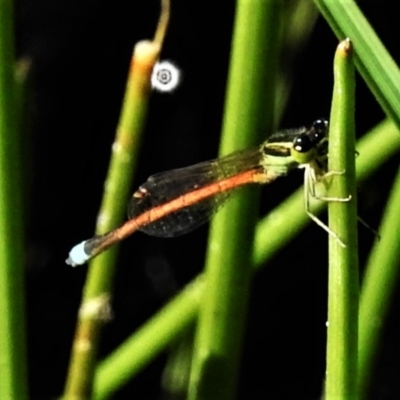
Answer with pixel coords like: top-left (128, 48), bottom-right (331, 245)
top-left (187, 1), bottom-right (282, 399)
top-left (358, 166), bottom-right (400, 398)
top-left (0, 0), bottom-right (28, 399)
top-left (325, 39), bottom-right (358, 399)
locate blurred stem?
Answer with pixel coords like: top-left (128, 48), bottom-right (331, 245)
top-left (161, 325), bottom-right (194, 397)
top-left (275, 0), bottom-right (318, 121)
top-left (187, 1), bottom-right (282, 399)
top-left (358, 167), bottom-right (400, 397)
top-left (154, 0), bottom-right (170, 46)
top-left (94, 119), bottom-right (400, 399)
top-left (325, 39), bottom-right (358, 399)
top-left (63, 2), bottom-right (170, 398)
top-left (0, 0), bottom-right (28, 399)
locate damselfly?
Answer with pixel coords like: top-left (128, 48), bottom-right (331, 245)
top-left (67, 119), bottom-right (337, 266)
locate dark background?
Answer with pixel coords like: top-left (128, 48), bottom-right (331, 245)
top-left (16, 1), bottom-right (400, 399)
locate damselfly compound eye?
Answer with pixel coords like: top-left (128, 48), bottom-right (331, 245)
top-left (151, 60), bottom-right (181, 92)
top-left (312, 119), bottom-right (328, 135)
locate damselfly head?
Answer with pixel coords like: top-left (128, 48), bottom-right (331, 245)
top-left (291, 119), bottom-right (328, 164)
